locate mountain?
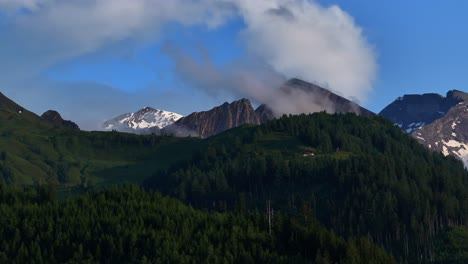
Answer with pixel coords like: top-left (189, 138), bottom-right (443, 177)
top-left (283, 78), bottom-right (375, 117)
top-left (41, 110), bottom-right (80, 130)
top-left (102, 107), bottom-right (183, 134)
top-left (3, 88), bottom-right (468, 262)
top-left (379, 91), bottom-right (464, 133)
top-left (167, 98), bottom-right (262, 138)
top-left (167, 79), bottom-right (374, 138)
top-left (380, 90), bottom-right (468, 166)
top-left (413, 99), bottom-right (468, 166)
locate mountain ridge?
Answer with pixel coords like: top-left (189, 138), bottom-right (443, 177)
top-left (379, 90), bottom-right (463, 133)
top-left (116, 78), bottom-right (376, 137)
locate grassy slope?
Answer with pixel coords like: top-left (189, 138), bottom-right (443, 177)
top-left (0, 110), bottom-right (351, 189)
top-left (0, 105), bottom-right (202, 188)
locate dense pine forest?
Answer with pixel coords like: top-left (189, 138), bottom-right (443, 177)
top-left (0, 185), bottom-right (395, 263)
top-left (145, 113), bottom-right (468, 263)
top-left (2, 111), bottom-right (468, 263)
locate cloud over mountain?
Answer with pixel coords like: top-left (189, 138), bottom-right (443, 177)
top-left (0, 0), bottom-right (376, 129)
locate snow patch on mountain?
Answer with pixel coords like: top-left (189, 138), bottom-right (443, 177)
top-left (405, 122), bottom-right (425, 134)
top-left (442, 145), bottom-right (449, 156)
top-left (442, 140), bottom-right (468, 167)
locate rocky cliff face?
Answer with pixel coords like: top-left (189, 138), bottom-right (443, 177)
top-left (167, 98), bottom-right (262, 138)
top-left (41, 110), bottom-right (80, 130)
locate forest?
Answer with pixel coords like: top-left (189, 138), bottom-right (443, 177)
top-left (2, 112), bottom-right (468, 263)
top-left (145, 113), bottom-right (468, 263)
top-left (0, 184), bottom-right (395, 263)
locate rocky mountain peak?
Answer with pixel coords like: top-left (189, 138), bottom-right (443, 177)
top-left (41, 110), bottom-right (80, 130)
top-left (447, 90), bottom-right (468, 102)
top-left (102, 107), bottom-right (183, 134)
top-left (167, 98), bottom-right (261, 138)
top-left (379, 91), bottom-right (463, 133)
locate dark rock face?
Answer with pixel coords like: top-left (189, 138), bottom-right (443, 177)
top-left (41, 110), bottom-right (80, 130)
top-left (283, 78), bottom-right (375, 117)
top-left (379, 91), bottom-right (462, 133)
top-left (168, 98), bottom-right (262, 138)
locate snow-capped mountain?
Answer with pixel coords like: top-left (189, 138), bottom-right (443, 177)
top-left (103, 107), bottom-right (183, 134)
top-left (413, 101), bottom-right (468, 167)
top-left (381, 90), bottom-right (468, 167)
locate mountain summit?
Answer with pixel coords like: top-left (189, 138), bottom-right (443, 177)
top-left (41, 110), bottom-right (80, 130)
top-left (166, 98), bottom-right (264, 138)
top-left (379, 91), bottom-right (464, 133)
top-left (102, 107), bottom-right (183, 134)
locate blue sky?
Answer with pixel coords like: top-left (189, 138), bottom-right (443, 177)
top-left (1, 0), bottom-right (467, 129)
top-left (326, 0), bottom-right (468, 110)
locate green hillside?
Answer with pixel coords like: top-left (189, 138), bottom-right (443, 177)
top-left (0, 106), bottom-right (201, 189)
top-left (145, 112), bottom-right (468, 263)
top-left (3, 98), bottom-right (468, 263)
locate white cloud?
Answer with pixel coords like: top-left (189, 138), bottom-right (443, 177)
top-left (0, 0), bottom-right (377, 129)
top-left (0, 0), bottom-right (237, 81)
top-left (164, 0), bottom-right (377, 116)
top-left (232, 0), bottom-right (376, 102)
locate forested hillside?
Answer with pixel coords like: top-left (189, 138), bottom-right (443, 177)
top-left (145, 113), bottom-right (468, 263)
top-left (0, 184), bottom-right (395, 263)
top-left (3, 105), bottom-right (468, 263)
